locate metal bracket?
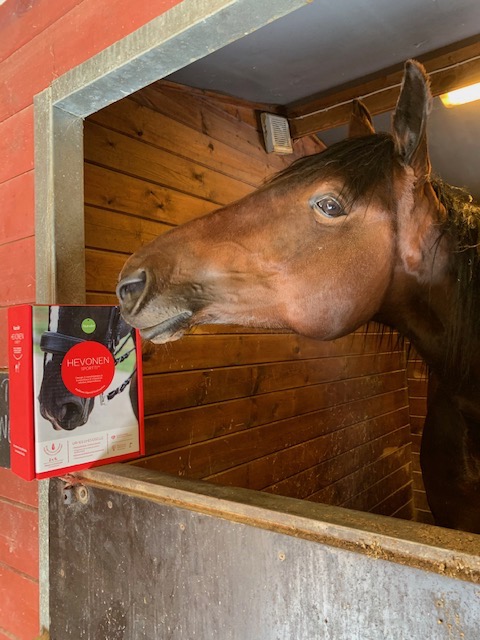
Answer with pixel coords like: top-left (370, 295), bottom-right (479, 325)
top-left (62, 482), bottom-right (89, 506)
top-left (63, 487), bottom-right (75, 506)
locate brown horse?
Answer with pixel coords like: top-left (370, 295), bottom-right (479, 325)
top-left (117, 61), bottom-right (480, 534)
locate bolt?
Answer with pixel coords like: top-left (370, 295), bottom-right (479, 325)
top-left (75, 485), bottom-right (89, 504)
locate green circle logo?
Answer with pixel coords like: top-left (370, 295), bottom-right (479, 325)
top-left (81, 318), bottom-right (96, 334)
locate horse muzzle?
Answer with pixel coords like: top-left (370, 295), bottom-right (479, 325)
top-left (41, 396), bottom-right (93, 430)
top-left (117, 267), bottom-right (196, 343)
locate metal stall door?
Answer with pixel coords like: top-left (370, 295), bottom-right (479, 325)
top-left (49, 465), bottom-right (480, 639)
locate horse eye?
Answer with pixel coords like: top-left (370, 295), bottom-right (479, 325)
top-left (313, 196), bottom-right (345, 218)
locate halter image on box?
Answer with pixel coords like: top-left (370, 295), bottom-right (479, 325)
top-left (8, 305), bottom-right (144, 480)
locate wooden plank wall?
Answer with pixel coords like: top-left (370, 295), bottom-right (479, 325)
top-left (406, 350), bottom-right (433, 524)
top-left (84, 80), bottom-right (414, 520)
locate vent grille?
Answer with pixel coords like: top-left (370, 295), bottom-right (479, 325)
top-left (261, 113), bottom-right (293, 154)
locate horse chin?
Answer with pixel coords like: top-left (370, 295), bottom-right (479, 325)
top-left (139, 311), bottom-right (193, 344)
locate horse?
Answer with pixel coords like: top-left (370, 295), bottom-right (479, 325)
top-left (116, 60), bottom-right (480, 534)
top-left (38, 306), bottom-right (138, 431)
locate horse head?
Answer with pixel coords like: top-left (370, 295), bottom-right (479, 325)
top-left (117, 61), bottom-right (448, 353)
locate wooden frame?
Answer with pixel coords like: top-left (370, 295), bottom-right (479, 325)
top-left (287, 36), bottom-right (480, 136)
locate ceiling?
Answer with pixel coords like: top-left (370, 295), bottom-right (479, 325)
top-left (169, 0), bottom-right (480, 198)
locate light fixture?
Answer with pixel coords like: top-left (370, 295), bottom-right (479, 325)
top-left (440, 81), bottom-right (480, 107)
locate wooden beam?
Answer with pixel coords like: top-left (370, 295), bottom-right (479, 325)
top-left (287, 37), bottom-right (480, 138)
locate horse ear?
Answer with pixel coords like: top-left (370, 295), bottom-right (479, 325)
top-left (349, 100), bottom-right (375, 137)
top-left (392, 60), bottom-right (432, 180)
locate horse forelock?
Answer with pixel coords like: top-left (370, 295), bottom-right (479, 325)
top-left (269, 133), bottom-right (398, 213)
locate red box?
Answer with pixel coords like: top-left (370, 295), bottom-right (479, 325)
top-left (8, 305), bottom-right (144, 480)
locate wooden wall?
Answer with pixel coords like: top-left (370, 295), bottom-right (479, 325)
top-left (84, 80), bottom-right (414, 520)
top-left (407, 351), bottom-right (432, 524)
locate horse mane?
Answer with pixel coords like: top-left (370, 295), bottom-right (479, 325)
top-left (433, 179), bottom-right (480, 380)
top-left (270, 135), bottom-right (480, 381)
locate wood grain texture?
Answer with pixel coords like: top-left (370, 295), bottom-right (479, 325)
top-left (0, 468), bottom-right (38, 508)
top-left (0, 0), bottom-right (183, 122)
top-left (0, 565), bottom-right (39, 640)
top-left (406, 348), bottom-right (431, 522)
top-left (248, 413), bottom-right (410, 495)
top-left (0, 173), bottom-right (34, 244)
top-left (89, 98), bottom-right (284, 185)
top-left (0, 107), bottom-right (34, 183)
top-left (288, 38), bottom-right (480, 137)
top-left (84, 121), bottom-right (254, 205)
top-left (142, 350), bottom-right (405, 407)
top-left (130, 82), bottom-right (292, 167)
top-left (85, 164), bottom-right (217, 226)
top-left (0, 499), bottom-right (38, 578)
top-left (0, 0), bottom-right (83, 63)
top-left (0, 237), bottom-right (35, 306)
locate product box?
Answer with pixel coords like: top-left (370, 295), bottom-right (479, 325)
top-left (8, 305), bottom-right (144, 480)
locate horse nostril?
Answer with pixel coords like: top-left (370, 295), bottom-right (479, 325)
top-left (116, 269), bottom-right (147, 310)
top-left (59, 402), bottom-right (84, 430)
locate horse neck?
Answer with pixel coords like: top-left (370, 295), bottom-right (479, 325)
top-left (377, 275), bottom-right (452, 372)
top-left (376, 204), bottom-right (479, 390)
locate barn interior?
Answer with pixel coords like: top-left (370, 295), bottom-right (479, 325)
top-left (83, 0), bottom-right (480, 527)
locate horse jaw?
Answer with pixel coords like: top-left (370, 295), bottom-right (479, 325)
top-left (136, 309), bottom-right (193, 344)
